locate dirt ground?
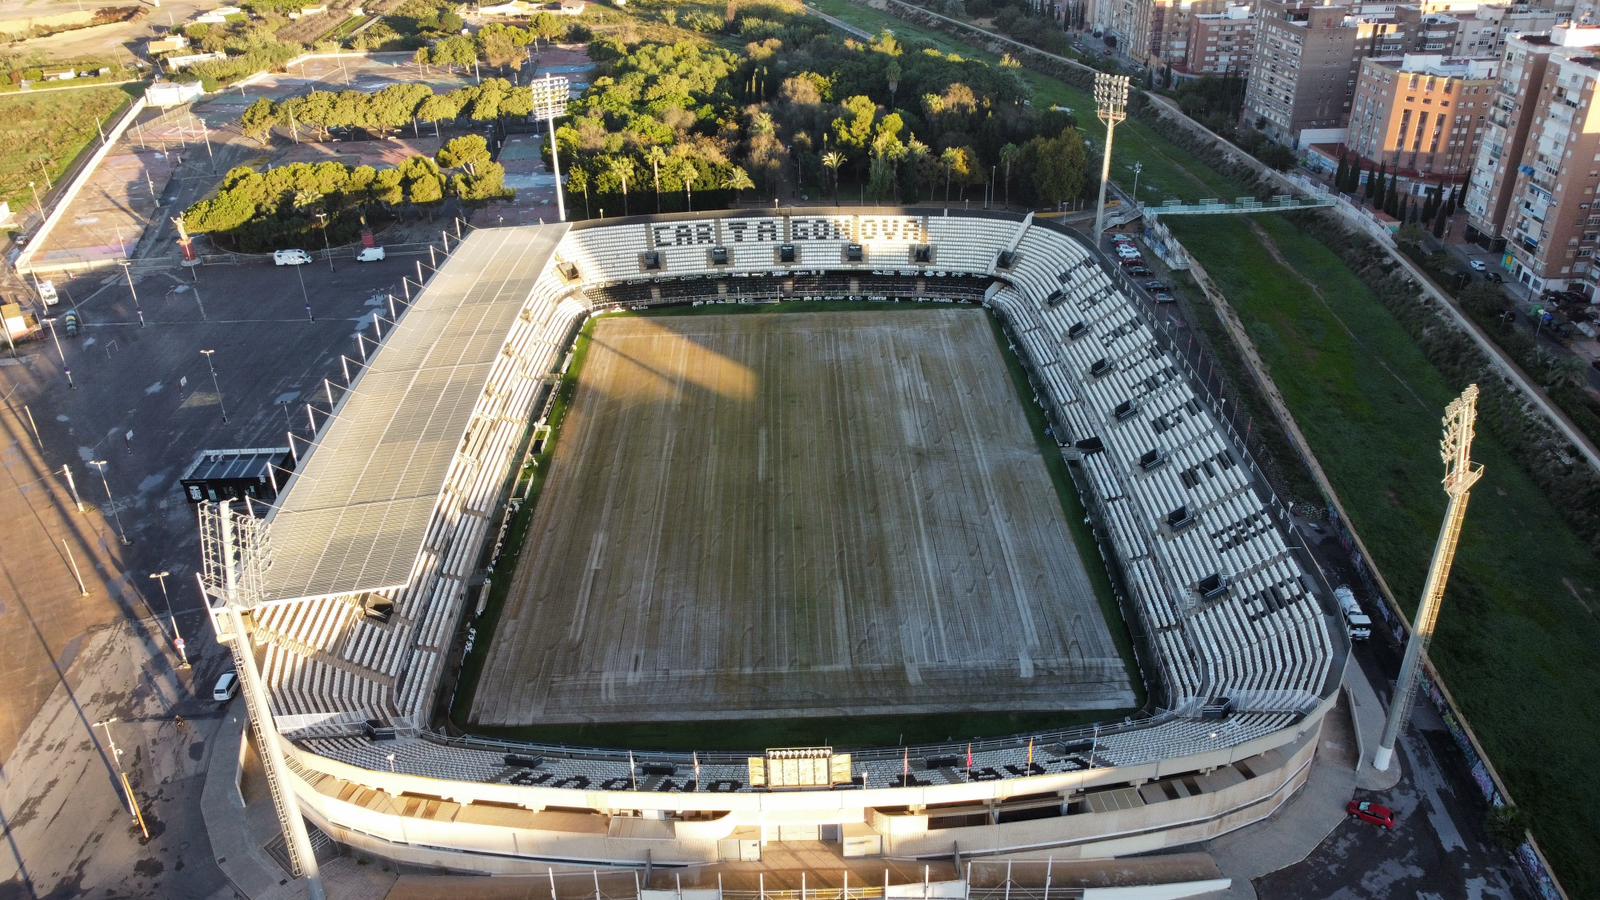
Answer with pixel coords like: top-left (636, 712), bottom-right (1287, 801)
top-left (471, 309), bottom-right (1135, 726)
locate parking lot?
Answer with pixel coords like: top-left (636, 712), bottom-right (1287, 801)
top-left (0, 251), bottom-right (411, 896)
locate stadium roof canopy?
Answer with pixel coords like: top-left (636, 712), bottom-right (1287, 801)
top-left (260, 223), bottom-right (570, 601)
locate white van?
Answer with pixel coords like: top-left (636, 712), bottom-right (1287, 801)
top-left (356, 246), bottom-right (386, 263)
top-left (1334, 585), bottom-right (1372, 641)
top-left (274, 249), bottom-right (312, 266)
top-left (212, 671), bottom-right (239, 702)
top-left (37, 280), bottom-right (59, 307)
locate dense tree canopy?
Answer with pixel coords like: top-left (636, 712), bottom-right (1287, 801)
top-left (558, 0), bottom-right (1087, 208)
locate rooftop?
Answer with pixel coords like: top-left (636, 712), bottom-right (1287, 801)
top-left (260, 223), bottom-right (569, 601)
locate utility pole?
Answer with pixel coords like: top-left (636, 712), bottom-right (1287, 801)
top-left (314, 211), bottom-right (334, 271)
top-left (1373, 384), bottom-right (1484, 771)
top-left (1092, 73), bottom-right (1130, 240)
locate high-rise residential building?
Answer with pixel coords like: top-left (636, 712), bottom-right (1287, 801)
top-left (1345, 54), bottom-right (1497, 180)
top-left (1243, 1), bottom-right (1364, 144)
top-left (1183, 3), bottom-right (1258, 74)
top-left (1451, 3), bottom-right (1562, 56)
top-left (1242, 0), bottom-right (1571, 145)
top-left (1463, 24), bottom-right (1600, 293)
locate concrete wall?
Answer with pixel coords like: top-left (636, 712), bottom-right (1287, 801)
top-left (287, 719), bottom-right (1321, 873)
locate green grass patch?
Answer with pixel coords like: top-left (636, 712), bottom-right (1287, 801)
top-left (0, 85), bottom-right (136, 224)
top-left (450, 299), bottom-right (1141, 751)
top-left (1168, 214), bottom-right (1600, 897)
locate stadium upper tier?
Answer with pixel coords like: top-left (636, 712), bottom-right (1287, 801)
top-left (200, 208), bottom-right (1342, 811)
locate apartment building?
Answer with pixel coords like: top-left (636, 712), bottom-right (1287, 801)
top-left (1346, 54), bottom-right (1497, 179)
top-left (1243, 1), bottom-right (1365, 143)
top-left (1184, 3), bottom-right (1258, 74)
top-left (1452, 3), bottom-right (1562, 56)
top-left (1463, 25), bottom-right (1600, 293)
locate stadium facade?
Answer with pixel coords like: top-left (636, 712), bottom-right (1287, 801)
top-left (198, 208), bottom-right (1347, 874)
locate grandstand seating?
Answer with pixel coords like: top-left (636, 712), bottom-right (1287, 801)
top-left (244, 210), bottom-right (1335, 792)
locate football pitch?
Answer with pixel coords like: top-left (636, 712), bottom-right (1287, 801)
top-left (469, 308), bottom-right (1136, 727)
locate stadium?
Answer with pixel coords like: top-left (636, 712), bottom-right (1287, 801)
top-left (197, 207), bottom-right (1347, 875)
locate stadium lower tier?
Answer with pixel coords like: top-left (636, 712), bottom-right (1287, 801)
top-left (199, 208), bottom-right (1346, 869)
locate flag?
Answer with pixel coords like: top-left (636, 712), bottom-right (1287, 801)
top-left (693, 752), bottom-right (701, 790)
top-left (628, 750), bottom-right (637, 789)
top-left (966, 743), bottom-right (973, 770)
top-left (1027, 737), bottom-right (1034, 769)
top-left (902, 747), bottom-right (909, 784)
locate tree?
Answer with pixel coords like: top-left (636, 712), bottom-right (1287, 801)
top-left (831, 95), bottom-right (876, 156)
top-left (822, 150), bottom-right (845, 203)
top-left (646, 145), bottom-right (667, 212)
top-left (1334, 154), bottom-right (1348, 195)
top-left (723, 166), bottom-right (754, 203)
top-left (439, 134), bottom-right (491, 173)
top-left (1017, 129), bottom-right (1088, 207)
top-left (940, 146), bottom-right (962, 201)
top-left (677, 159), bottom-right (698, 211)
top-left (1000, 142), bottom-right (1020, 206)
top-left (432, 35), bottom-right (477, 71)
top-left (607, 157), bottom-right (633, 215)
top-left (413, 46), bottom-right (430, 73)
top-left (239, 98), bottom-right (279, 146)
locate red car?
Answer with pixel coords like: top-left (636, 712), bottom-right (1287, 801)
top-left (1346, 800), bottom-right (1396, 829)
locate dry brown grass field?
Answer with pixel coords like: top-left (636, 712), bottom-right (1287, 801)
top-left (470, 309), bottom-right (1135, 727)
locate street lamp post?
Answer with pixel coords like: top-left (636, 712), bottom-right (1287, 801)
top-left (314, 211), bottom-right (335, 272)
top-left (199, 349), bottom-right (228, 423)
top-left (1131, 161), bottom-right (1143, 204)
top-left (94, 717), bottom-right (148, 838)
top-left (28, 180), bottom-right (43, 215)
top-left (1092, 73), bottom-right (1131, 239)
top-left (88, 459), bottom-right (130, 545)
top-left (42, 318), bottom-right (74, 389)
top-left (119, 261), bottom-right (145, 328)
top-left (295, 265), bottom-right (313, 321)
top-left (148, 571), bottom-right (190, 668)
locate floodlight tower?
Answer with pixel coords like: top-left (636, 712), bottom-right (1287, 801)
top-left (1373, 384), bottom-right (1484, 772)
top-left (196, 503), bottom-right (326, 900)
top-left (530, 74), bottom-right (571, 222)
top-left (1092, 73), bottom-right (1131, 239)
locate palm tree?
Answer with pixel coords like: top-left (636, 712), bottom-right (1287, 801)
top-left (677, 160), bottom-right (698, 212)
top-left (941, 147), bottom-right (962, 202)
top-left (607, 157), bottom-right (632, 216)
top-left (821, 151), bottom-right (845, 204)
top-left (723, 166), bottom-right (755, 205)
top-left (646, 146), bottom-right (667, 213)
top-left (999, 143), bottom-right (1020, 207)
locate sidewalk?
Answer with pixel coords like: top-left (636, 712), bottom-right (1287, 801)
top-left (1202, 658), bottom-right (1399, 899)
top-left (202, 711), bottom-right (397, 900)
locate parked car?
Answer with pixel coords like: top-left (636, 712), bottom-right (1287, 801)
top-left (212, 671), bottom-right (239, 702)
top-left (356, 246), bottom-right (386, 263)
top-left (274, 249), bottom-right (312, 266)
top-left (1111, 234), bottom-right (1135, 244)
top-left (1153, 291), bottom-right (1175, 303)
top-left (36, 280), bottom-right (58, 307)
top-left (1469, 259), bottom-right (1487, 272)
top-left (1487, 272), bottom-right (1503, 284)
top-left (1142, 280), bottom-right (1167, 291)
top-left (1346, 800), bottom-right (1396, 829)
top-left (1128, 265), bottom-right (1153, 276)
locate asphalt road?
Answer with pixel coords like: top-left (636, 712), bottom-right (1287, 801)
top-left (0, 254), bottom-right (409, 899)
